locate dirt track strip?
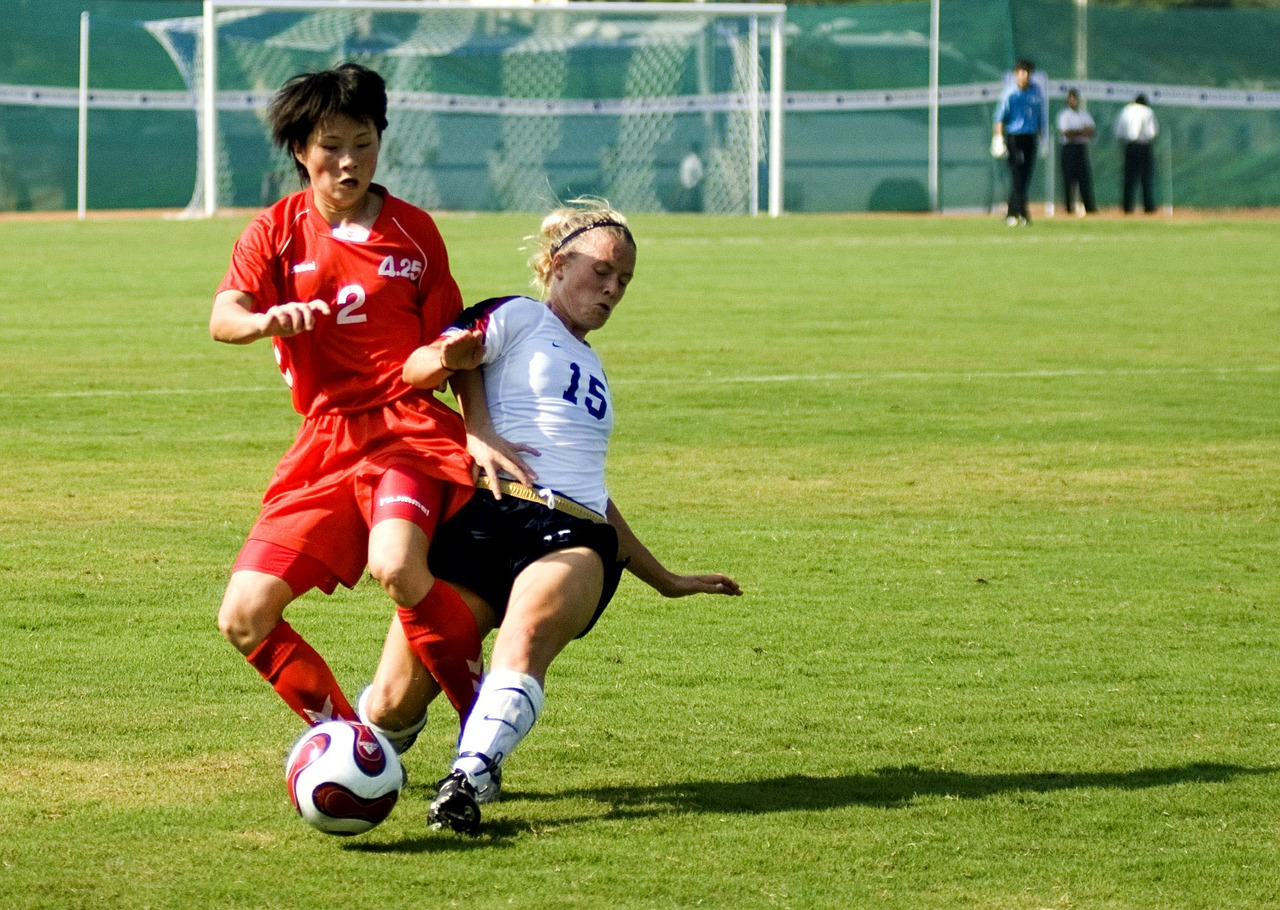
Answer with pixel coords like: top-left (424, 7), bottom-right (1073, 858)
top-left (4, 207), bottom-right (1280, 223)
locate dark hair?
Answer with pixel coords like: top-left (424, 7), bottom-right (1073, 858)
top-left (1134, 93), bottom-right (1149, 106)
top-left (1015, 59), bottom-right (1035, 72)
top-left (267, 63), bottom-right (389, 185)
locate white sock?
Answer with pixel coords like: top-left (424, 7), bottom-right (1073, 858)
top-left (454, 670), bottom-right (544, 787)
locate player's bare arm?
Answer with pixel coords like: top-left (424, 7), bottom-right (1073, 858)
top-left (403, 329), bottom-right (485, 387)
top-left (448, 367), bottom-right (539, 492)
top-left (210, 289), bottom-right (331, 344)
top-left (404, 331), bottom-right (539, 491)
top-left (605, 500), bottom-right (742, 599)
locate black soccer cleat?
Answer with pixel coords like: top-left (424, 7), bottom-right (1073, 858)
top-left (428, 770), bottom-right (481, 835)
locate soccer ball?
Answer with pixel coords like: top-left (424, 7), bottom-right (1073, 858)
top-left (285, 720), bottom-right (404, 835)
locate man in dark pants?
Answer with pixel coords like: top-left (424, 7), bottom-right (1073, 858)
top-left (1056, 89), bottom-right (1097, 216)
top-left (993, 60), bottom-right (1045, 226)
top-left (1114, 94), bottom-right (1159, 214)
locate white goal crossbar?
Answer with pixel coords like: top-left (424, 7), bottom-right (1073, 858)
top-left (199, 0), bottom-right (787, 216)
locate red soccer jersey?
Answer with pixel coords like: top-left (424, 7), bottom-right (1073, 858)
top-left (218, 186), bottom-right (463, 417)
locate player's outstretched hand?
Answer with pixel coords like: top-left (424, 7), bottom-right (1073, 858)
top-left (663, 573), bottom-right (743, 598)
top-left (262, 300), bottom-right (331, 337)
top-left (439, 329), bottom-right (486, 373)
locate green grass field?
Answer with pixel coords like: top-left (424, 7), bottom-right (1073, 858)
top-left (1, 211), bottom-right (1277, 909)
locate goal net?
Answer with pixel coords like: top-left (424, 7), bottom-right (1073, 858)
top-left (151, 0), bottom-right (785, 217)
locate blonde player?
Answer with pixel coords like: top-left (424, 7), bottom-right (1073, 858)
top-left (359, 200), bottom-right (742, 834)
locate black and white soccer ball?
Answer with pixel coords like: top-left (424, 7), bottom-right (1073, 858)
top-left (285, 720), bottom-right (404, 835)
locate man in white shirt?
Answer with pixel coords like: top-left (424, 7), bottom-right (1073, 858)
top-left (1056, 89), bottom-right (1097, 216)
top-left (1114, 94), bottom-right (1159, 214)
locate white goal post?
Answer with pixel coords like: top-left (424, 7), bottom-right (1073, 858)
top-left (195, 0), bottom-right (787, 217)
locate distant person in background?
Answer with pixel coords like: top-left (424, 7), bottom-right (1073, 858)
top-left (1114, 93), bottom-right (1159, 214)
top-left (676, 143), bottom-right (705, 212)
top-left (1056, 88), bottom-right (1097, 217)
top-left (993, 59), bottom-right (1044, 226)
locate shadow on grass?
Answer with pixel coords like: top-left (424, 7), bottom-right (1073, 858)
top-left (546, 761), bottom-right (1279, 817)
top-left (352, 761), bottom-right (1277, 852)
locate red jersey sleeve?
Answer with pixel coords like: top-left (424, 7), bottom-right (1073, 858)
top-left (217, 198), bottom-right (297, 311)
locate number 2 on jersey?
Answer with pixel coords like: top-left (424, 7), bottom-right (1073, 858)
top-left (561, 362), bottom-right (607, 420)
top-left (335, 284), bottom-right (367, 325)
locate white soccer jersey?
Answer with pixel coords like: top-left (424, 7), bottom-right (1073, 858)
top-left (450, 296), bottom-right (613, 514)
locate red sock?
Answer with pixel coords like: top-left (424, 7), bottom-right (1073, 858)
top-left (246, 620), bottom-right (356, 725)
top-left (396, 580), bottom-right (483, 723)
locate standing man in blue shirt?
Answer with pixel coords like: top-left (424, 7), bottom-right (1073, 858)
top-left (993, 59), bottom-right (1045, 226)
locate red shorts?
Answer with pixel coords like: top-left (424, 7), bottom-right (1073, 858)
top-left (233, 393), bottom-right (475, 592)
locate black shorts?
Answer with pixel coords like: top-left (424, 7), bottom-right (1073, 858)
top-left (427, 488), bottom-right (625, 637)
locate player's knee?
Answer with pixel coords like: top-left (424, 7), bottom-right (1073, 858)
top-left (217, 578), bottom-right (287, 654)
top-left (365, 551), bottom-right (400, 594)
top-left (217, 597), bottom-right (263, 654)
top-left (367, 551), bottom-right (432, 606)
top-left (498, 609), bottom-right (586, 671)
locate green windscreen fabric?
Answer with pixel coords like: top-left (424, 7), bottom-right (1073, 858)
top-left (1, 0), bottom-right (1277, 213)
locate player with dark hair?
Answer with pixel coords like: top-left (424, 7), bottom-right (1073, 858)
top-left (211, 62), bottom-right (523, 733)
top-left (358, 199), bottom-right (742, 834)
top-left (268, 63), bottom-right (389, 183)
top-left (993, 59), bottom-right (1044, 226)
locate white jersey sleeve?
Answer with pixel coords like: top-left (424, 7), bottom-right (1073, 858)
top-left (450, 296), bottom-right (613, 514)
